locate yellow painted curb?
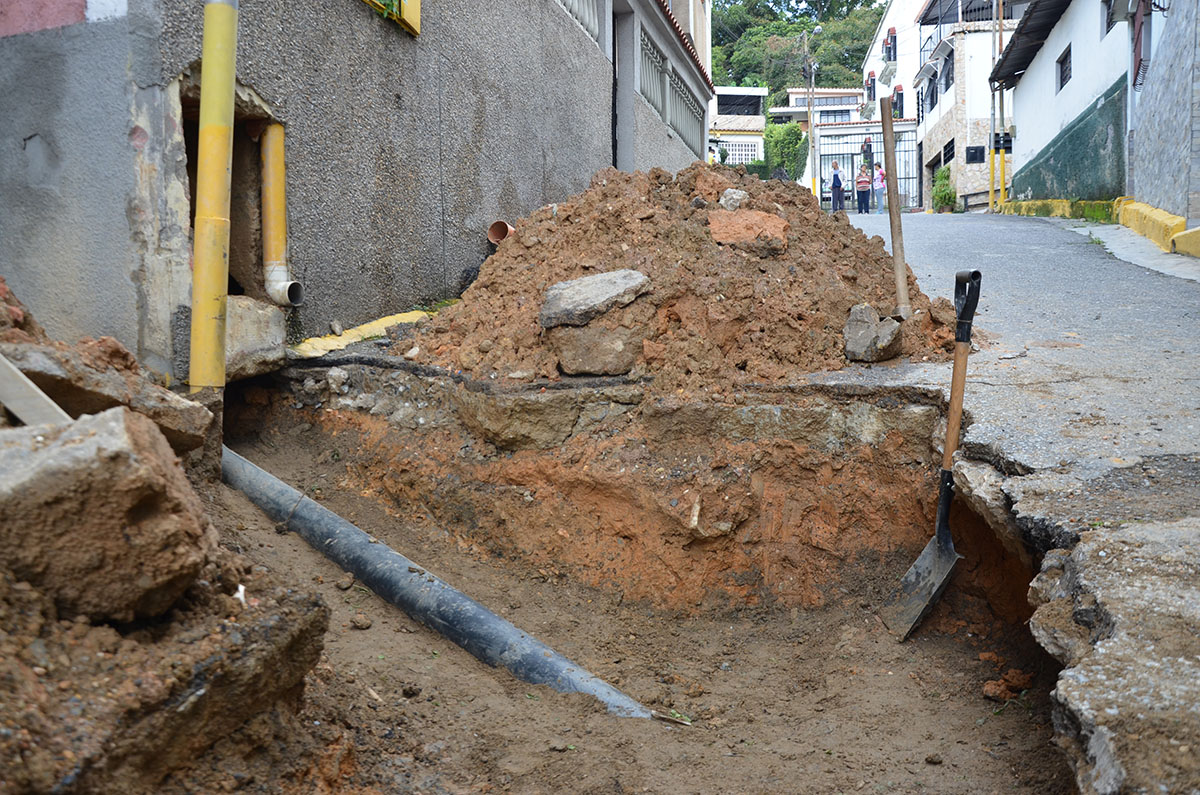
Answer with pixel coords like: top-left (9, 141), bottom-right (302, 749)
top-left (290, 310), bottom-right (430, 359)
top-left (1118, 201), bottom-right (1186, 252)
top-left (1171, 226), bottom-right (1200, 258)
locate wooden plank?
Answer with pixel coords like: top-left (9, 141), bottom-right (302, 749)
top-left (0, 352), bottom-right (71, 426)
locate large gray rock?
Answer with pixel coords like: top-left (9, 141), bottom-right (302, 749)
top-left (1028, 519), bottom-right (1200, 794)
top-left (0, 407), bottom-right (217, 621)
top-left (0, 341), bottom-right (213, 452)
top-left (547, 324), bottom-right (644, 376)
top-left (843, 303), bottom-right (902, 362)
top-left (538, 270), bottom-right (650, 328)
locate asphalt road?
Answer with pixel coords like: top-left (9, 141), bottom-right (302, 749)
top-left (840, 212), bottom-right (1200, 480)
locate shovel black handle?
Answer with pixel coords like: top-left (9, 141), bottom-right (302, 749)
top-left (943, 270), bottom-right (981, 470)
top-left (954, 270), bottom-right (982, 343)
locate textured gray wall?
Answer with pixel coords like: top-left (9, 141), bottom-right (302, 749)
top-left (157, 0), bottom-right (615, 338)
top-left (1132, 3), bottom-right (1199, 223)
top-left (0, 18), bottom-right (143, 349)
top-left (633, 94), bottom-right (700, 173)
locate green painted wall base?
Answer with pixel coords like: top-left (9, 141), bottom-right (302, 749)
top-left (1000, 199), bottom-right (1118, 222)
top-left (1011, 76), bottom-right (1127, 202)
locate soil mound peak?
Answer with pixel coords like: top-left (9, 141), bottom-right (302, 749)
top-left (412, 163), bottom-right (948, 391)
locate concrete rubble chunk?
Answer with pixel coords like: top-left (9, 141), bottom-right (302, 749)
top-left (952, 460), bottom-right (1031, 567)
top-left (718, 188), bottom-right (749, 210)
top-left (453, 385), bottom-right (644, 450)
top-left (0, 406), bottom-right (218, 622)
top-left (0, 341), bottom-right (213, 452)
top-left (843, 303), bottom-right (902, 362)
top-left (547, 324), bottom-right (644, 376)
top-left (1028, 519), bottom-right (1200, 795)
top-left (226, 295), bottom-right (286, 381)
top-left (538, 270), bottom-right (650, 329)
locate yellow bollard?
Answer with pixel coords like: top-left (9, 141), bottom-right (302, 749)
top-left (189, 0), bottom-right (238, 392)
top-left (988, 149), bottom-right (995, 211)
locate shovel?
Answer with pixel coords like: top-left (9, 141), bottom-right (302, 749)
top-left (879, 269), bottom-right (981, 641)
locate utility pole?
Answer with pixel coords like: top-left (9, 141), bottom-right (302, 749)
top-left (801, 25), bottom-right (823, 198)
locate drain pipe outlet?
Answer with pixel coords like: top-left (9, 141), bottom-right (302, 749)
top-left (260, 122), bottom-right (303, 306)
top-left (221, 447), bottom-right (651, 718)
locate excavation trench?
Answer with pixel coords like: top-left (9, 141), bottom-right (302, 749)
top-left (223, 359), bottom-right (1073, 790)
top-left (231, 359), bottom-right (1038, 647)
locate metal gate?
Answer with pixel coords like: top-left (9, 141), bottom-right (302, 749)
top-left (816, 128), bottom-right (920, 211)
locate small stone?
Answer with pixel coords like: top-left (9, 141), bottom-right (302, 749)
top-left (719, 188), bottom-right (749, 210)
top-left (351, 612), bottom-right (372, 630)
top-left (691, 196), bottom-right (708, 208)
top-left (335, 573), bottom-right (355, 591)
top-left (403, 346), bottom-right (420, 360)
top-left (634, 207), bottom-right (656, 220)
top-left (925, 753), bottom-right (943, 765)
top-left (330, 320), bottom-right (344, 336)
top-left (478, 339), bottom-right (494, 353)
top-left (402, 683), bottom-right (422, 698)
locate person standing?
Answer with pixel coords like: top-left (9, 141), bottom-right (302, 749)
top-left (855, 164), bottom-right (871, 214)
top-left (873, 162), bottom-right (886, 214)
top-left (830, 160), bottom-right (845, 212)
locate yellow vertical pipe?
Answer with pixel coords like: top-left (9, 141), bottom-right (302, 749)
top-left (999, 147), bottom-right (1007, 204)
top-left (989, 149), bottom-right (996, 210)
top-left (189, 0), bottom-right (238, 393)
top-left (261, 122), bottom-right (289, 303)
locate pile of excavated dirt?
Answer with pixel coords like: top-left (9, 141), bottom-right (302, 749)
top-left (410, 163), bottom-right (952, 392)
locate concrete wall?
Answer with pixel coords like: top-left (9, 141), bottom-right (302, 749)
top-left (1011, 77), bottom-right (1127, 201)
top-left (0, 13), bottom-right (165, 364)
top-left (1010, 0), bottom-right (1129, 170)
top-left (1130, 0), bottom-right (1199, 225)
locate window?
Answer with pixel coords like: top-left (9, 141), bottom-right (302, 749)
top-left (1057, 45), bottom-right (1071, 92)
top-left (942, 52), bottom-right (954, 92)
top-left (926, 78), bottom-right (938, 111)
top-left (942, 138), bottom-right (955, 164)
top-left (820, 110), bottom-right (851, 123)
top-left (1101, 0), bottom-right (1115, 36)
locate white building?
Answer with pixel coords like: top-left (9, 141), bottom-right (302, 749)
top-left (708, 86), bottom-right (768, 165)
top-left (769, 87), bottom-right (864, 131)
top-left (912, 0), bottom-right (1026, 209)
top-left (861, 0), bottom-right (926, 123)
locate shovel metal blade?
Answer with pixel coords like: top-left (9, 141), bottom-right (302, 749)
top-left (879, 533), bottom-right (961, 641)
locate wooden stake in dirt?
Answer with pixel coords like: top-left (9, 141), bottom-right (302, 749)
top-left (879, 96), bottom-right (911, 320)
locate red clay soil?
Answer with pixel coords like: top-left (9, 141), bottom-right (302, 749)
top-left (0, 276), bottom-right (48, 344)
top-left (410, 164), bottom-right (951, 392)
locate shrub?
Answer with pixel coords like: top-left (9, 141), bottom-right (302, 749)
top-left (931, 165), bottom-right (956, 210)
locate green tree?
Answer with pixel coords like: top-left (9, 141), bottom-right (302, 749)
top-left (811, 7), bottom-right (884, 87)
top-left (764, 123), bottom-right (809, 179)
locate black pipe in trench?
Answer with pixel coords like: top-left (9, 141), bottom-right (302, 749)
top-left (221, 447), bottom-right (651, 718)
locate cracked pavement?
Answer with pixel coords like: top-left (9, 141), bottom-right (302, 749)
top-left (844, 211), bottom-right (1200, 793)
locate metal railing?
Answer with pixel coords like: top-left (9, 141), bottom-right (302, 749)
top-left (668, 70), bottom-right (705, 157)
top-left (640, 29), bottom-right (666, 117)
top-left (557, 0), bottom-right (600, 42)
